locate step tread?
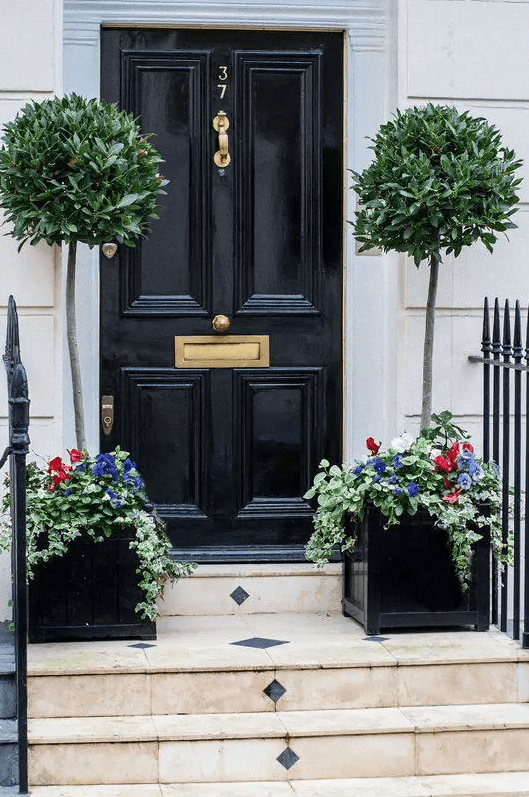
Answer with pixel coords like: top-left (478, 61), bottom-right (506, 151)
top-left (0, 719), bottom-right (17, 744)
top-left (27, 703), bottom-right (529, 744)
top-left (27, 613), bottom-right (529, 678)
top-left (23, 772), bottom-right (529, 796)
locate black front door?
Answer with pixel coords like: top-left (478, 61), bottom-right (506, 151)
top-left (100, 28), bottom-right (343, 561)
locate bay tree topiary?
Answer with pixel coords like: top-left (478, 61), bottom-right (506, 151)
top-left (0, 94), bottom-right (167, 449)
top-left (352, 103), bottom-right (523, 431)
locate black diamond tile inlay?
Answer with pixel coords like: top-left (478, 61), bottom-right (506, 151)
top-left (263, 679), bottom-right (287, 703)
top-left (230, 637), bottom-right (289, 649)
top-left (128, 643), bottom-right (156, 649)
top-left (277, 746), bottom-right (299, 770)
top-left (230, 586), bottom-right (250, 606)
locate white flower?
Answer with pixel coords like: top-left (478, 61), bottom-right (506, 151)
top-left (390, 433), bottom-right (414, 452)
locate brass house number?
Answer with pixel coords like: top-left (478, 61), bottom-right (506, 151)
top-left (217, 64), bottom-right (228, 99)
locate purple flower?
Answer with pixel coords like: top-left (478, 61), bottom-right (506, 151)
top-left (407, 482), bottom-right (420, 497)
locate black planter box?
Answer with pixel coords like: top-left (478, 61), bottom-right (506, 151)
top-left (342, 503), bottom-right (490, 635)
top-left (28, 529), bottom-right (156, 643)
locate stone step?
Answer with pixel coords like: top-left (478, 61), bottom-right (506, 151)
top-left (22, 772), bottom-right (529, 796)
top-left (27, 703), bottom-right (529, 785)
top-left (0, 719), bottom-right (18, 787)
top-left (157, 564), bottom-right (342, 616)
top-left (0, 625), bottom-right (16, 720)
top-left (27, 613), bottom-right (529, 718)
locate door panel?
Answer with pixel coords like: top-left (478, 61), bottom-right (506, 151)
top-left (100, 28), bottom-right (343, 561)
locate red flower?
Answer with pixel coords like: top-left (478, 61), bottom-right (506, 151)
top-left (48, 456), bottom-right (64, 473)
top-left (366, 437), bottom-right (380, 455)
top-left (443, 478), bottom-right (452, 489)
top-left (446, 442), bottom-right (460, 462)
top-left (434, 455), bottom-right (454, 473)
top-left (462, 442), bottom-right (474, 453)
top-left (443, 490), bottom-right (461, 504)
top-left (68, 448), bottom-right (84, 463)
top-left (47, 454), bottom-right (72, 487)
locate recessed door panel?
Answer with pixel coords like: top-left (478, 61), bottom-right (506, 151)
top-left (236, 54), bottom-right (322, 314)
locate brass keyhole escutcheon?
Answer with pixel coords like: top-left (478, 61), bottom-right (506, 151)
top-left (213, 111), bottom-right (231, 168)
top-left (212, 314), bottom-right (231, 333)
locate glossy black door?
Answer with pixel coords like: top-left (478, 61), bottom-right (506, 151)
top-left (100, 29), bottom-right (343, 561)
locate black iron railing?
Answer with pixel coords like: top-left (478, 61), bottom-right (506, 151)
top-left (469, 297), bottom-right (529, 648)
top-left (0, 295), bottom-right (30, 793)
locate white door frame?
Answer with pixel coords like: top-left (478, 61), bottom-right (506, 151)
top-left (63, 0), bottom-right (399, 457)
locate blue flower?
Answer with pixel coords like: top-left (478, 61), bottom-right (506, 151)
top-left (394, 487), bottom-right (403, 496)
top-left (106, 488), bottom-right (125, 508)
top-left (389, 475), bottom-right (397, 484)
top-left (75, 463), bottom-right (85, 472)
top-left (374, 458), bottom-right (386, 474)
top-left (457, 451), bottom-right (479, 475)
top-left (63, 489), bottom-right (71, 497)
top-left (407, 482), bottom-right (420, 497)
top-left (354, 465), bottom-right (364, 476)
top-left (92, 453), bottom-right (118, 482)
top-left (373, 474), bottom-right (381, 483)
top-left (392, 454), bottom-right (403, 470)
top-left (458, 473), bottom-right (472, 491)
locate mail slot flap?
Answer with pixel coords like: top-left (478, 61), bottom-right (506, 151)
top-left (175, 335), bottom-right (270, 368)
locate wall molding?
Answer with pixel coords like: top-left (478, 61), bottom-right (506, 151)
top-left (64, 0), bottom-right (389, 51)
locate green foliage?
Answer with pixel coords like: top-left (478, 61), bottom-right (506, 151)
top-left (0, 448), bottom-right (195, 622)
top-left (352, 103), bottom-right (523, 265)
top-left (0, 94), bottom-right (167, 249)
top-left (304, 413), bottom-right (512, 584)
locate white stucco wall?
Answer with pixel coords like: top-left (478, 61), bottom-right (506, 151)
top-left (0, 0), bottom-right (64, 620)
top-left (398, 0), bottom-right (529, 444)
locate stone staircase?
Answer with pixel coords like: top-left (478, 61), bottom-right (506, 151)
top-left (0, 621), bottom-right (18, 793)
top-left (23, 564), bottom-right (529, 796)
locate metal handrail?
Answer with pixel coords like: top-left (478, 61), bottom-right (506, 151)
top-left (2, 295), bottom-right (30, 793)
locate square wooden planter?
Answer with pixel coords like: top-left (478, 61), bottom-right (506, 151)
top-left (342, 503), bottom-right (490, 635)
top-left (28, 529), bottom-right (156, 643)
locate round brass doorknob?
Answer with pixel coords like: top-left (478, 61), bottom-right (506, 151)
top-left (212, 314), bottom-right (231, 333)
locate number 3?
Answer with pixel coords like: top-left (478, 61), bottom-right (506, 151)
top-left (218, 65), bottom-right (228, 80)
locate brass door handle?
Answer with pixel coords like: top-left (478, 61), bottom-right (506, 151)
top-left (212, 314), bottom-right (231, 333)
top-left (213, 111), bottom-right (231, 167)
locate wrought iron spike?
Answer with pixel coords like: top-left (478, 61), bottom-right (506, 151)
top-left (502, 299), bottom-right (512, 357)
top-left (513, 300), bottom-right (523, 360)
top-left (482, 297), bottom-right (491, 357)
top-left (492, 298), bottom-right (501, 356)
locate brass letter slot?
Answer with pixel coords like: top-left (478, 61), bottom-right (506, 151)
top-left (175, 335), bottom-right (270, 368)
